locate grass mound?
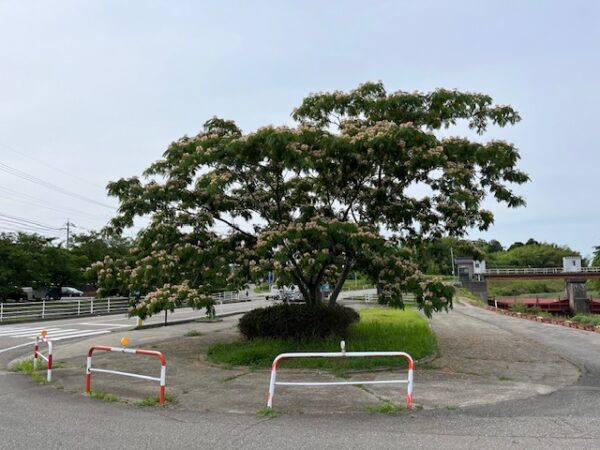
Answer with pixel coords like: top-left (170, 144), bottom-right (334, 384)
top-left (207, 308), bottom-right (436, 370)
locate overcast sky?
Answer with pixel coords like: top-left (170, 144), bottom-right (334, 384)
top-left (0, 0), bottom-right (598, 258)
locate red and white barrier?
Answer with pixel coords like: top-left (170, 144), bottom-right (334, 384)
top-left (267, 341), bottom-right (414, 409)
top-left (33, 333), bottom-right (53, 382)
top-left (85, 340), bottom-right (167, 405)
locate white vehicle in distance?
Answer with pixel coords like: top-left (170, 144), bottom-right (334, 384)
top-left (267, 285), bottom-right (304, 303)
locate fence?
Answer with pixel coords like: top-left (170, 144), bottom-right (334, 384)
top-left (33, 332), bottom-right (53, 382)
top-left (342, 292), bottom-right (417, 306)
top-left (267, 341), bottom-right (414, 409)
top-left (0, 297), bottom-right (130, 324)
top-left (86, 341), bottom-right (167, 405)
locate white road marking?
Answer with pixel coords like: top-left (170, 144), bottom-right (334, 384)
top-left (77, 322), bottom-right (130, 328)
top-left (0, 341), bottom-right (36, 354)
top-left (0, 327), bottom-right (63, 337)
top-left (10, 329), bottom-right (79, 338)
top-left (51, 330), bottom-right (111, 341)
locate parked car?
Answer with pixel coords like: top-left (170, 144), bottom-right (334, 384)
top-left (268, 286), bottom-right (304, 303)
top-left (45, 286), bottom-right (84, 300)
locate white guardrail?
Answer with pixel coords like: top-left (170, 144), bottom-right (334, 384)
top-left (0, 297), bottom-right (130, 323)
top-left (0, 290), bottom-right (249, 324)
top-left (484, 267), bottom-right (600, 275)
top-left (267, 341), bottom-right (414, 409)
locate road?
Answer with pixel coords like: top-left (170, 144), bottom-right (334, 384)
top-left (0, 298), bottom-right (271, 355)
top-left (1, 301), bottom-right (600, 449)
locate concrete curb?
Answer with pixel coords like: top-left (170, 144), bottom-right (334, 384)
top-left (134, 311), bottom-right (246, 330)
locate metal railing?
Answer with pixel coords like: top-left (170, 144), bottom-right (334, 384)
top-left (342, 293), bottom-right (417, 305)
top-left (0, 297), bottom-right (130, 323)
top-left (485, 267), bottom-right (600, 276)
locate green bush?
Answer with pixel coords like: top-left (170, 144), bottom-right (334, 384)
top-left (571, 314), bottom-right (600, 326)
top-left (238, 303), bottom-right (359, 340)
top-left (508, 303), bottom-right (544, 315)
top-left (209, 308), bottom-right (437, 369)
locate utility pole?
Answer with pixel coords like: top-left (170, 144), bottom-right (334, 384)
top-left (64, 219), bottom-right (76, 249)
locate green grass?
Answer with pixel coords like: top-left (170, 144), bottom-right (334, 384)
top-left (571, 314), bottom-right (600, 326)
top-left (90, 391), bottom-right (120, 402)
top-left (207, 308), bottom-right (437, 370)
top-left (367, 401), bottom-right (405, 414)
top-left (507, 303), bottom-right (551, 317)
top-left (9, 358), bottom-right (47, 384)
top-left (136, 392), bottom-right (176, 406)
top-left (342, 277), bottom-right (374, 291)
top-left (257, 407), bottom-right (279, 417)
top-left (185, 330), bottom-right (202, 337)
top-left (488, 279), bottom-right (566, 297)
top-left (456, 288), bottom-right (484, 304)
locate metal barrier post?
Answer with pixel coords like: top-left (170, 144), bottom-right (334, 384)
top-left (77, 299), bottom-right (81, 316)
top-left (90, 299), bottom-right (94, 315)
top-left (86, 338), bottom-right (166, 405)
top-left (0, 302), bottom-right (3, 322)
top-left (267, 343), bottom-right (414, 410)
top-left (108, 298), bottom-right (111, 313)
top-left (41, 300), bottom-right (46, 319)
top-left (33, 331), bottom-right (53, 382)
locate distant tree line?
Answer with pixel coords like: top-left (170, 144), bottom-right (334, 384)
top-left (414, 237), bottom-right (584, 275)
top-left (0, 232), bottom-right (131, 300)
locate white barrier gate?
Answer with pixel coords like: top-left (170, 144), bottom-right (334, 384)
top-left (267, 341), bottom-right (414, 409)
top-left (33, 331), bottom-right (53, 382)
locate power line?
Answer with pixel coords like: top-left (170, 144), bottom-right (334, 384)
top-left (0, 162), bottom-right (115, 210)
top-left (0, 213), bottom-right (62, 232)
top-left (0, 142), bottom-right (108, 190)
top-left (0, 186), bottom-right (111, 222)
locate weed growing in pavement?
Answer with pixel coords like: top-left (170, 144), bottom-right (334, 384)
top-left (185, 330), bottom-right (203, 337)
top-left (446, 405), bottom-right (458, 410)
top-left (90, 391), bottom-right (120, 402)
top-left (367, 402), bottom-right (405, 415)
top-left (498, 376), bottom-right (513, 381)
top-left (8, 358), bottom-right (57, 384)
top-left (136, 392), bottom-right (176, 406)
top-left (257, 407), bottom-right (279, 418)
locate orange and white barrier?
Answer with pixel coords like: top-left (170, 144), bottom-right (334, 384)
top-left (266, 341), bottom-right (414, 409)
top-left (33, 330), bottom-right (53, 382)
top-left (85, 338), bottom-right (167, 405)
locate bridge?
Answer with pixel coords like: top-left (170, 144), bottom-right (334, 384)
top-left (455, 256), bottom-right (599, 314)
top-left (484, 267), bottom-right (600, 280)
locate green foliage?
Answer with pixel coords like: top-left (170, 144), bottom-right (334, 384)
top-left (101, 81), bottom-right (527, 322)
top-left (257, 407), bottom-right (279, 417)
top-left (488, 242), bottom-right (581, 268)
top-left (0, 231), bottom-right (131, 300)
top-left (90, 391), bottom-right (120, 402)
top-left (9, 358), bottom-right (47, 384)
top-left (488, 279), bottom-right (565, 297)
top-left (185, 330), bottom-right (203, 337)
top-left (507, 303), bottom-right (550, 316)
top-left (208, 308), bottom-right (437, 369)
top-left (136, 393), bottom-right (176, 406)
top-left (571, 314), bottom-right (600, 326)
top-left (368, 402), bottom-right (405, 414)
top-left (238, 303), bottom-right (360, 340)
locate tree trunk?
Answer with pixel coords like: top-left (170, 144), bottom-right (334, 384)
top-left (328, 259), bottom-right (353, 306)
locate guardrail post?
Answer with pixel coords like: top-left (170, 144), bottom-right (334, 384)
top-left (42, 300), bottom-right (46, 319)
top-left (108, 298), bottom-right (111, 313)
top-left (0, 302), bottom-right (3, 322)
top-left (90, 299), bottom-right (94, 315)
top-left (77, 299), bottom-right (81, 316)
